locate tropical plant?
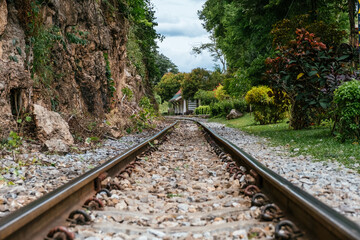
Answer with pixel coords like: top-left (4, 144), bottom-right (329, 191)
top-left (266, 29), bottom-right (353, 129)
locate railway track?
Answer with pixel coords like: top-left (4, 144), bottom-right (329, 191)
top-left (0, 120), bottom-right (359, 239)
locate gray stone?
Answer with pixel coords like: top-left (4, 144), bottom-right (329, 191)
top-left (226, 109), bottom-right (243, 120)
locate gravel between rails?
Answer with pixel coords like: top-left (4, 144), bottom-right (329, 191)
top-left (197, 119), bottom-right (360, 225)
top-left (0, 122), bottom-right (172, 219)
top-left (69, 121), bottom-right (277, 240)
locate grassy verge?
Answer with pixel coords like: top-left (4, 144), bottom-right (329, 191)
top-left (209, 114), bottom-right (360, 172)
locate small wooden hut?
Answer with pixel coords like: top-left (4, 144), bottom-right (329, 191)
top-left (169, 89), bottom-right (199, 115)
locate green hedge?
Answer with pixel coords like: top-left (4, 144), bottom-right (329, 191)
top-left (210, 99), bottom-right (247, 117)
top-left (195, 105), bottom-right (211, 115)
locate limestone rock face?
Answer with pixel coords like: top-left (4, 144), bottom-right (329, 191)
top-left (226, 109), bottom-right (243, 120)
top-left (0, 0), bottom-right (7, 36)
top-left (0, 1), bottom-right (148, 138)
top-left (33, 104), bottom-right (74, 151)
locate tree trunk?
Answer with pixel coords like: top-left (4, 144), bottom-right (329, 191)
top-left (289, 100), bottom-right (310, 130)
top-left (348, 0), bottom-right (356, 47)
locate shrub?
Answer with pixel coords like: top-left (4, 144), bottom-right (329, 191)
top-left (128, 97), bottom-right (157, 133)
top-left (333, 80), bottom-right (360, 141)
top-left (266, 28), bottom-right (354, 129)
top-left (245, 86), bottom-right (289, 125)
top-left (214, 84), bottom-right (229, 101)
top-left (194, 89), bottom-right (217, 105)
top-left (195, 105), bottom-right (211, 115)
top-left (210, 99), bottom-right (247, 117)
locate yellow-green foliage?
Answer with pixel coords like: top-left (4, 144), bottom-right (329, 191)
top-left (214, 84), bottom-right (229, 101)
top-left (245, 86), bottom-right (288, 124)
top-left (195, 105), bottom-right (211, 115)
top-left (245, 86), bottom-right (273, 105)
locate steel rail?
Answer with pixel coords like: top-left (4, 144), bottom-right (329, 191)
top-left (0, 121), bottom-right (178, 240)
top-left (196, 120), bottom-right (360, 240)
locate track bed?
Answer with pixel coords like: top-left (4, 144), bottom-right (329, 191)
top-left (70, 122), bottom-right (280, 239)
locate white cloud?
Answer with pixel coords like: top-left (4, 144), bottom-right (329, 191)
top-left (152, 0), bottom-right (218, 73)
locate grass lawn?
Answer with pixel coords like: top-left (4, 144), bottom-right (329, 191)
top-left (209, 114), bottom-right (360, 172)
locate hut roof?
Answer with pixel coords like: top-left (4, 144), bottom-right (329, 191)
top-left (169, 89), bottom-right (182, 102)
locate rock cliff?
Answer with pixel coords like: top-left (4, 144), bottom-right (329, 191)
top-left (0, 0), bottom-right (151, 145)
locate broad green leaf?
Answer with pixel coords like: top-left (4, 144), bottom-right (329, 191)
top-left (337, 55), bottom-right (349, 61)
top-left (308, 71), bottom-right (318, 77)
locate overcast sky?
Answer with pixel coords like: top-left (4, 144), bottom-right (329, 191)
top-left (152, 0), bottom-right (217, 73)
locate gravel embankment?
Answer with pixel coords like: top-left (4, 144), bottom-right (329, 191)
top-left (200, 120), bottom-right (360, 224)
top-left (0, 122), bottom-right (171, 218)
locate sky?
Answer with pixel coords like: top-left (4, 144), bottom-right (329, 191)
top-left (152, 0), bottom-right (217, 73)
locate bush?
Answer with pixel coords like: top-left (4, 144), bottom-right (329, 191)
top-left (210, 99), bottom-right (247, 117)
top-left (194, 89), bottom-right (217, 105)
top-left (333, 80), bottom-right (360, 141)
top-left (195, 105), bottom-right (211, 115)
top-left (214, 84), bottom-right (229, 101)
top-left (128, 97), bottom-right (157, 133)
top-left (245, 86), bottom-right (289, 125)
top-left (266, 28), bottom-right (354, 129)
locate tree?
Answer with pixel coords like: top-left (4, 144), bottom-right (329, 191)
top-left (155, 73), bottom-right (185, 102)
top-left (181, 68), bottom-right (218, 100)
top-left (192, 34), bottom-right (227, 73)
top-left (154, 53), bottom-right (179, 85)
top-left (199, 0), bottom-right (349, 74)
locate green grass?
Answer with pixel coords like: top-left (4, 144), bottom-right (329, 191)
top-left (209, 114), bottom-right (360, 172)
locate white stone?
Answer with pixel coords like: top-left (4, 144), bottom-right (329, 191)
top-left (178, 203), bottom-right (189, 212)
top-left (232, 229), bottom-right (248, 239)
top-left (147, 229), bottom-right (166, 238)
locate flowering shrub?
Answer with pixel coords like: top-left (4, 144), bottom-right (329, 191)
top-left (266, 28), bottom-right (352, 129)
top-left (245, 86), bottom-right (289, 125)
top-left (333, 80), bottom-right (360, 141)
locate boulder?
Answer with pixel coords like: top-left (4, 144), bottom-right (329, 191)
top-left (44, 139), bottom-right (69, 153)
top-left (226, 109), bottom-right (243, 120)
top-left (33, 104), bottom-right (74, 152)
top-left (0, 0), bottom-right (7, 36)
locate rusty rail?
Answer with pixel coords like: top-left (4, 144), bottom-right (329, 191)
top-left (0, 121), bottom-right (177, 240)
top-left (196, 120), bottom-right (360, 240)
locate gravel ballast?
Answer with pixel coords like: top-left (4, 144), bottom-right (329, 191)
top-left (200, 120), bottom-right (360, 225)
top-left (0, 123), bottom-right (171, 218)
